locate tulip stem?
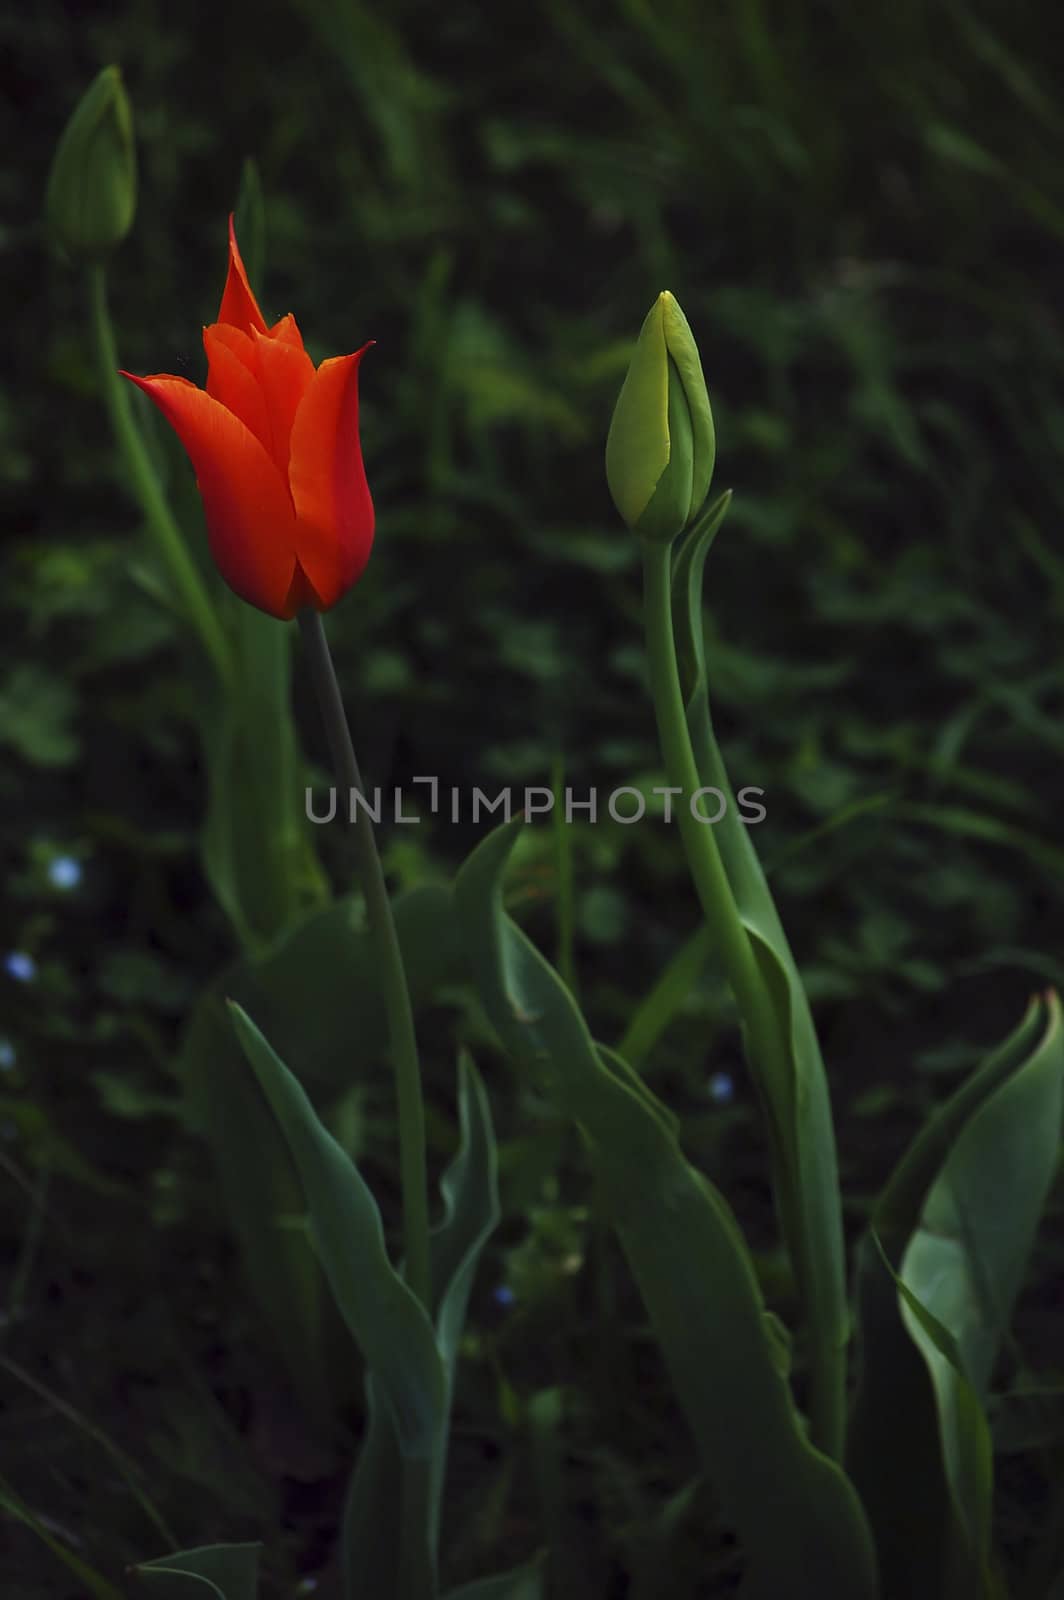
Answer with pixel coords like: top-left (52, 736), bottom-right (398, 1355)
top-left (640, 537), bottom-right (845, 1462)
top-left (87, 264), bottom-right (233, 688)
top-left (297, 610), bottom-right (431, 1312)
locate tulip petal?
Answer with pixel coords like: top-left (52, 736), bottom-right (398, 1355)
top-left (122, 372), bottom-right (299, 619)
top-left (250, 328), bottom-right (316, 474)
top-left (269, 312), bottom-right (308, 351)
top-left (288, 346), bottom-right (375, 609)
top-left (217, 215), bottom-right (269, 337)
top-left (204, 325), bottom-right (272, 454)
top-left (203, 323), bottom-right (315, 479)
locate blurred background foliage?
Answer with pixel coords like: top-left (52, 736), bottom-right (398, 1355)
top-left (3, 0), bottom-right (1064, 1593)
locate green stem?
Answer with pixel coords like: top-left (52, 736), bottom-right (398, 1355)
top-left (551, 751), bottom-right (576, 995)
top-left (87, 264), bottom-right (233, 688)
top-left (640, 538), bottom-right (844, 1460)
top-left (297, 610), bottom-right (431, 1312)
top-left (641, 540), bottom-right (780, 1071)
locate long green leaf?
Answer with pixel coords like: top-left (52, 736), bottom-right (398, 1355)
top-left (442, 1554), bottom-right (546, 1600)
top-left (428, 1055), bottom-right (501, 1572)
top-left (431, 1052), bottom-right (501, 1385)
top-left (180, 991), bottom-right (329, 1421)
top-left (201, 604), bottom-right (326, 952)
top-left (848, 994), bottom-right (1063, 1598)
top-left (671, 495), bottom-right (849, 1441)
top-left (455, 818), bottom-right (878, 1600)
top-left (341, 1371), bottom-right (405, 1600)
top-left (179, 884), bottom-right (464, 1412)
top-left (128, 1542), bottom-right (261, 1599)
top-left (228, 1003), bottom-right (446, 1457)
top-left (341, 1052), bottom-right (501, 1597)
top-left (229, 884), bottom-right (466, 1088)
top-left (900, 991), bottom-right (1064, 1592)
top-left (0, 1475), bottom-right (123, 1600)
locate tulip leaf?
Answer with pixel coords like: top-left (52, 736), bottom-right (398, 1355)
top-left (128, 1543), bottom-right (261, 1600)
top-left (671, 494), bottom-right (849, 1443)
top-left (430, 1051), bottom-right (501, 1382)
top-left (179, 883), bottom-right (465, 1410)
top-left (454, 818), bottom-right (878, 1599)
top-left (891, 1262), bottom-right (998, 1595)
top-left (596, 1039), bottom-right (679, 1137)
top-left (899, 990), bottom-right (1063, 1593)
top-left (428, 1051), bottom-right (501, 1536)
top-left (340, 1371), bottom-right (407, 1600)
top-left (900, 990), bottom-right (1064, 1398)
top-left (201, 605), bottom-right (325, 952)
top-left (228, 1002), bottom-right (446, 1458)
top-left (442, 1554), bottom-right (547, 1600)
top-left (341, 1051), bottom-right (500, 1596)
top-left (0, 1474), bottom-right (123, 1600)
top-left (228, 883), bottom-right (466, 1086)
top-left (180, 991), bottom-right (329, 1420)
top-left (848, 993), bottom-right (1064, 1598)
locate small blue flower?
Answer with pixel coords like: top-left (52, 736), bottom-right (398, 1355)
top-left (48, 856), bottom-right (82, 890)
top-left (493, 1284), bottom-right (516, 1308)
top-left (707, 1071), bottom-right (734, 1105)
top-left (4, 953), bottom-right (36, 984)
top-left (0, 1041), bottom-right (15, 1070)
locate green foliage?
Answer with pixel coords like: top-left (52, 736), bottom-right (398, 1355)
top-left (454, 818), bottom-right (878, 1597)
top-left (228, 1004), bottom-right (507, 1599)
top-left (6, 1), bottom-right (1064, 1595)
top-left (849, 996), bottom-right (1064, 1597)
top-left (127, 1543), bottom-right (261, 1599)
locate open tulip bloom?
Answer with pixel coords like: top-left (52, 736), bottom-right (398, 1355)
top-left (123, 218), bottom-right (374, 619)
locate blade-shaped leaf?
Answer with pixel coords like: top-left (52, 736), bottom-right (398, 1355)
top-left (901, 992), bottom-right (1064, 1398)
top-left (129, 1543), bottom-right (261, 1600)
top-left (671, 495), bottom-right (849, 1442)
top-left (341, 1371), bottom-right (408, 1600)
top-left (228, 1003), bottom-right (446, 1458)
top-left (179, 886), bottom-right (465, 1408)
top-left (229, 884), bottom-right (466, 1087)
top-left (180, 991), bottom-right (329, 1420)
top-left (455, 819), bottom-right (878, 1600)
top-left (429, 1054), bottom-right (500, 1539)
top-left (865, 1240), bottom-right (1000, 1598)
top-left (848, 994), bottom-right (1063, 1599)
top-left (442, 1554), bottom-right (547, 1600)
top-left (430, 1051), bottom-right (501, 1374)
top-left (341, 1052), bottom-right (501, 1597)
top-left (899, 991), bottom-right (1063, 1592)
top-left (202, 606), bottom-right (324, 951)
top-left (0, 1475), bottom-right (123, 1600)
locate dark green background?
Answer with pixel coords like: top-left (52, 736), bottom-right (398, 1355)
top-left (3, 1), bottom-right (1064, 1593)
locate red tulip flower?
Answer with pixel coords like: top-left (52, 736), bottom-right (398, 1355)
top-left (123, 219), bottom-right (374, 620)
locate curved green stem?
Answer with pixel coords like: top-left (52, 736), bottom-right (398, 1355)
top-left (88, 264), bottom-right (233, 688)
top-left (641, 539), bottom-right (782, 1071)
top-left (297, 610), bottom-right (431, 1313)
top-left (641, 537), bottom-right (845, 1460)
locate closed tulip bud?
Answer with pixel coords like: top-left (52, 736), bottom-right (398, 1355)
top-left (605, 291), bottom-right (715, 545)
top-left (46, 66), bottom-right (136, 263)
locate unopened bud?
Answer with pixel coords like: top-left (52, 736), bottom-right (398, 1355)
top-left (605, 291), bottom-right (715, 545)
top-left (46, 66), bottom-right (136, 262)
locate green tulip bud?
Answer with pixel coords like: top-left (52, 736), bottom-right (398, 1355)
top-left (605, 291), bottom-right (716, 545)
top-left (46, 66), bottom-right (137, 263)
